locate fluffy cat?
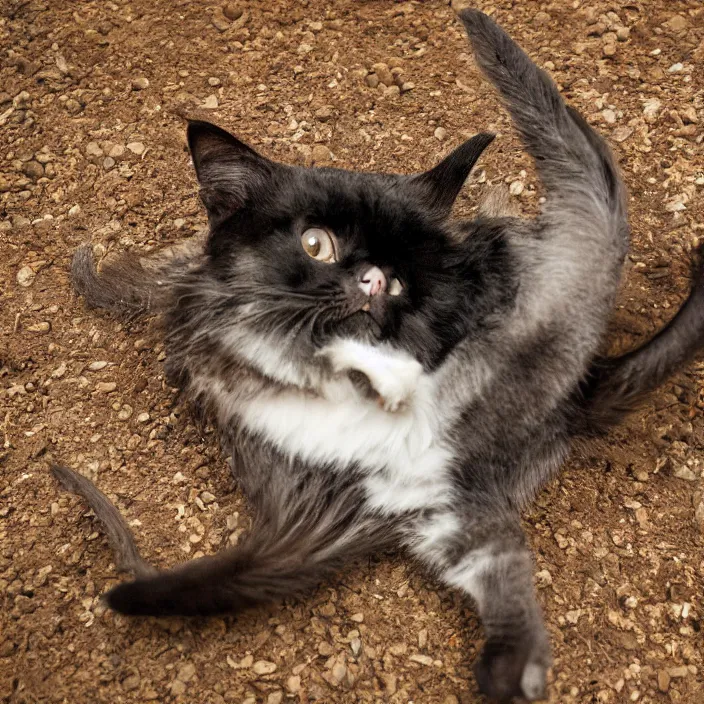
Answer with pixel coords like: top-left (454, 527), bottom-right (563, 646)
top-left (54, 10), bottom-right (704, 702)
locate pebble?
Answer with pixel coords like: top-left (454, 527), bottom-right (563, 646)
top-left (603, 43), bottom-right (617, 58)
top-left (350, 612), bottom-right (364, 623)
top-left (177, 663), bottom-right (196, 682)
top-left (22, 161), bottom-right (44, 180)
top-left (202, 95), bottom-right (219, 109)
top-left (118, 405), bottom-right (133, 421)
top-left (267, 693), bottom-right (283, 704)
top-left (315, 106), bottom-right (333, 121)
top-left (642, 97), bottom-right (662, 124)
top-left (365, 74), bottom-right (380, 89)
top-left (137, 412), bottom-right (150, 423)
top-left (126, 142), bottom-right (145, 156)
top-left (286, 676), bottom-right (301, 693)
top-left (223, 3), bottom-right (243, 21)
top-left (208, 77), bottom-right (221, 87)
top-left (616, 27), bottom-right (630, 42)
top-left (509, 180), bottom-right (524, 196)
top-left (201, 491), bottom-right (216, 504)
top-left (681, 107), bottom-right (698, 124)
top-left (170, 680), bottom-right (186, 696)
top-left (673, 465), bottom-right (697, 481)
top-left (330, 661), bottom-right (348, 684)
top-left (212, 16), bottom-right (230, 32)
top-left (665, 15), bottom-right (688, 33)
top-left (86, 142), bottom-right (103, 158)
top-left (409, 653), bottom-right (434, 666)
top-left (371, 62), bottom-right (393, 87)
top-left (13, 91), bottom-right (31, 108)
top-left (122, 672), bottom-right (140, 691)
top-left (88, 361), bottom-right (108, 371)
top-left (95, 382), bottom-right (117, 393)
top-left (536, 569), bottom-right (553, 587)
top-left (311, 145), bottom-right (331, 164)
top-left (252, 660), bottom-right (277, 675)
top-left (434, 127), bottom-right (447, 141)
top-left (27, 322), bottom-right (51, 333)
top-left (132, 77), bottom-right (149, 91)
top-left (385, 85), bottom-right (400, 98)
top-left (657, 669), bottom-right (670, 692)
top-left (16, 266), bottom-right (36, 287)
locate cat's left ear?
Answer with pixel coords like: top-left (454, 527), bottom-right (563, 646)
top-left (187, 120), bottom-right (279, 224)
top-left (406, 133), bottom-right (495, 218)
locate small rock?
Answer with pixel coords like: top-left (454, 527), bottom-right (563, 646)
top-left (665, 15), bottom-right (688, 33)
top-left (667, 665), bottom-right (690, 679)
top-left (602, 108), bottom-right (617, 124)
top-left (177, 663), bottom-right (196, 682)
top-left (681, 107), bottom-right (698, 125)
top-left (657, 669), bottom-right (670, 692)
top-left (409, 653), bottom-right (434, 666)
top-left (88, 361), bottom-right (108, 371)
top-left (16, 266), bottom-right (36, 287)
top-left (536, 569), bottom-right (553, 587)
top-left (350, 612), bottom-right (364, 623)
top-left (642, 97), bottom-right (662, 124)
top-left (252, 660), bottom-right (277, 675)
top-left (330, 661), bottom-right (347, 684)
top-left (315, 106), bottom-right (333, 121)
top-left (365, 73), bottom-right (380, 89)
top-left (201, 491), bottom-right (216, 504)
top-left (509, 180), bottom-right (524, 196)
top-left (13, 91), bottom-right (31, 108)
top-left (86, 142), bottom-right (104, 158)
top-left (137, 412), bottom-right (150, 423)
top-left (202, 95), bottom-right (219, 109)
top-left (612, 126), bottom-right (633, 143)
top-left (95, 382), bottom-right (117, 393)
top-left (103, 157), bottom-right (115, 170)
top-left (64, 99), bottom-right (82, 115)
top-left (122, 671), bottom-right (140, 692)
top-left (434, 127), bottom-right (447, 141)
top-left (311, 145), bottom-right (331, 164)
top-left (208, 77), bottom-right (221, 87)
top-left (132, 77), bottom-right (150, 91)
top-left (51, 363), bottom-right (67, 379)
top-left (118, 405), bottom-right (133, 421)
top-left (22, 161), bottom-right (44, 180)
top-left (212, 16), bottom-right (230, 32)
top-left (385, 85), bottom-right (400, 98)
top-left (267, 693), bottom-right (283, 704)
top-left (673, 465), bottom-right (697, 481)
top-left (170, 680), bottom-right (186, 696)
top-left (371, 62), bottom-right (393, 87)
top-left (223, 3), bottom-right (243, 21)
top-left (616, 27), bottom-right (630, 42)
top-left (126, 142), bottom-right (145, 156)
top-left (668, 63), bottom-right (684, 73)
top-left (286, 676), bottom-right (301, 693)
top-left (602, 43), bottom-right (617, 58)
top-left (68, 204), bottom-right (81, 216)
top-left (400, 81), bottom-right (414, 93)
top-left (27, 322), bottom-right (51, 333)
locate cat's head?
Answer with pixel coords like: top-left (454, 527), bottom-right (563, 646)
top-left (187, 120), bottom-right (495, 367)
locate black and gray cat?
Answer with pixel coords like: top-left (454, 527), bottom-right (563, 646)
top-left (53, 10), bottom-right (704, 702)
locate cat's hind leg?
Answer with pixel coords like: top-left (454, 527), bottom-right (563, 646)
top-left (406, 506), bottom-right (551, 702)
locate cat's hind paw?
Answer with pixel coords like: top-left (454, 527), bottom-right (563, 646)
top-left (475, 637), bottom-right (551, 702)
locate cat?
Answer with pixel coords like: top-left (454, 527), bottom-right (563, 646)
top-left (53, 9), bottom-right (704, 702)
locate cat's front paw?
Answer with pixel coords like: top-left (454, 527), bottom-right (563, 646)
top-left (475, 637), bottom-right (551, 702)
top-left (320, 339), bottom-right (422, 412)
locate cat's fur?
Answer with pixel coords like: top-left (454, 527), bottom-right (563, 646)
top-left (53, 10), bottom-right (704, 702)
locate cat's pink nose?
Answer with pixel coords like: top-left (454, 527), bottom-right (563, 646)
top-left (358, 266), bottom-right (387, 297)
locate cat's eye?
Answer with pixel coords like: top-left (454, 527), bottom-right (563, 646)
top-left (301, 228), bottom-right (337, 263)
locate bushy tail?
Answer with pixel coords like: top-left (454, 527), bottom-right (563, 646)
top-left (459, 9), bottom-right (627, 243)
top-left (576, 247), bottom-right (704, 436)
top-left (71, 235), bottom-right (205, 319)
top-left (53, 465), bottom-right (382, 617)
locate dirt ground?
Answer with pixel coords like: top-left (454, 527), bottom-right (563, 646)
top-left (1, 0), bottom-right (703, 702)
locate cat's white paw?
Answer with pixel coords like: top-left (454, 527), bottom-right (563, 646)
top-left (320, 339), bottom-right (422, 412)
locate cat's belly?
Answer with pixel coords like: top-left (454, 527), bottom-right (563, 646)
top-left (229, 379), bottom-right (457, 514)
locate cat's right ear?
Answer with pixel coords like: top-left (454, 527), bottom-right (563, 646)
top-left (187, 120), bottom-right (276, 224)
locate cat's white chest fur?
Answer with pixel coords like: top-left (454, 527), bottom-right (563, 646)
top-left (222, 339), bottom-right (458, 515)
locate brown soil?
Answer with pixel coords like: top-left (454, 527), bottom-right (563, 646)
top-left (1, 1), bottom-right (703, 703)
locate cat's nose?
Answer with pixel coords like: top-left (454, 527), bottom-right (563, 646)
top-left (358, 266), bottom-right (387, 296)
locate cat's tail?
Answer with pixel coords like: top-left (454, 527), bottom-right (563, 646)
top-left (458, 9), bottom-right (628, 249)
top-left (575, 246), bottom-right (704, 436)
top-left (53, 464), bottom-right (381, 617)
top-left (71, 235), bottom-right (205, 319)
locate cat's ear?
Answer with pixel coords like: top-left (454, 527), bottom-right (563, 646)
top-left (187, 120), bottom-right (277, 223)
top-left (407, 133), bottom-right (495, 217)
